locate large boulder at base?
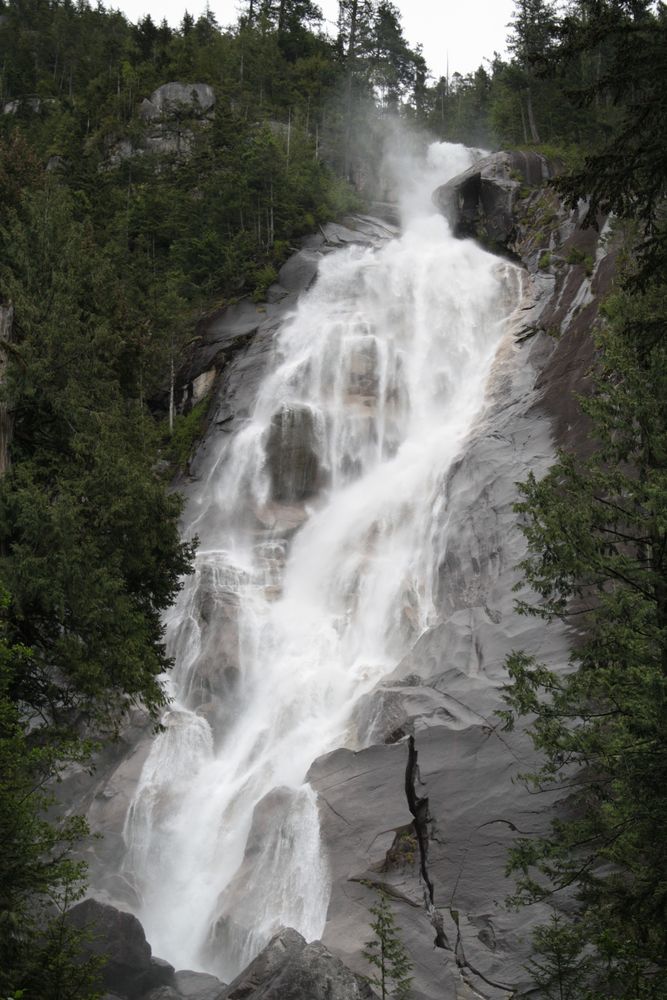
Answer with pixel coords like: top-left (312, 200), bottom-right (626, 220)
top-left (66, 899), bottom-right (174, 999)
top-left (222, 928), bottom-right (374, 1000)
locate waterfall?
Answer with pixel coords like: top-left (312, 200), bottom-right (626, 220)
top-left (121, 141), bottom-right (524, 980)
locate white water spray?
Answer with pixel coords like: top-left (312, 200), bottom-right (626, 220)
top-left (121, 142), bottom-right (523, 979)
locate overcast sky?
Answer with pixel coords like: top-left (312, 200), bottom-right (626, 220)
top-left (109, 0), bottom-right (515, 79)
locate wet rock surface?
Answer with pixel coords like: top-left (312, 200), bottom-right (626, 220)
top-left (70, 171), bottom-right (615, 1000)
top-left (66, 899), bottom-right (174, 999)
top-left (307, 315), bottom-right (569, 999)
top-left (436, 148), bottom-right (618, 454)
top-left (434, 150), bottom-right (559, 251)
top-left (300, 152), bottom-right (615, 999)
top-left (174, 214), bottom-right (397, 436)
top-left (68, 900), bottom-right (227, 1000)
top-left (221, 928), bottom-right (375, 1000)
top-left (265, 403), bottom-right (322, 502)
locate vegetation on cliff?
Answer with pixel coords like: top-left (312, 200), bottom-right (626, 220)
top-left (498, 3), bottom-right (667, 998)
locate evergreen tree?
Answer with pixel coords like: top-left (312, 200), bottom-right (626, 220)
top-left (501, 268), bottom-right (667, 996)
top-left (526, 912), bottom-right (592, 1000)
top-left (0, 181), bottom-right (195, 726)
top-left (507, 0), bottom-right (559, 142)
top-left (553, 1), bottom-right (667, 282)
top-left (0, 596), bottom-right (101, 999)
top-left (363, 890), bottom-right (413, 1000)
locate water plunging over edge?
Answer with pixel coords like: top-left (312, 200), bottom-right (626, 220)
top-left (120, 142), bottom-right (525, 980)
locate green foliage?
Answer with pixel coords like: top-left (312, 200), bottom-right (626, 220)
top-left (0, 599), bottom-right (102, 999)
top-left (0, 135), bottom-right (195, 993)
top-left (418, 0), bottom-right (664, 174)
top-left (552, 2), bottom-right (667, 283)
top-left (500, 270), bottom-right (667, 996)
top-left (526, 912), bottom-right (592, 1000)
top-left (363, 890), bottom-right (413, 1000)
top-left (165, 396), bottom-right (211, 472)
top-left (0, 181), bottom-right (195, 726)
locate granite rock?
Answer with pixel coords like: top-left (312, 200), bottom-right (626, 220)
top-left (221, 928), bottom-right (374, 1000)
top-left (66, 899), bottom-right (174, 999)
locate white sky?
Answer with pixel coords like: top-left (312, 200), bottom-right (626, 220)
top-left (109, 0), bottom-right (515, 79)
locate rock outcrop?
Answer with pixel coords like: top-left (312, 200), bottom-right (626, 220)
top-left (140, 83), bottom-right (215, 121)
top-left (221, 928), bottom-right (374, 1000)
top-left (170, 216), bottom-right (398, 465)
top-left (68, 902), bottom-right (373, 1000)
top-left (265, 403), bottom-right (322, 502)
top-left (107, 81), bottom-right (215, 167)
top-left (68, 900), bottom-right (227, 1000)
top-left (67, 899), bottom-right (175, 999)
top-left (434, 150), bottom-right (559, 252)
top-left (435, 149), bottom-right (618, 453)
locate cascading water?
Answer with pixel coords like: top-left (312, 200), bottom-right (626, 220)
top-left (121, 141), bottom-right (524, 980)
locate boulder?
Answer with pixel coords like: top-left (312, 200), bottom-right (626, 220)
top-left (143, 988), bottom-right (181, 1000)
top-left (221, 928), bottom-right (374, 1000)
top-left (277, 250), bottom-right (320, 294)
top-left (66, 899), bottom-right (174, 999)
top-left (433, 150), bottom-right (559, 252)
top-left (174, 969), bottom-right (227, 999)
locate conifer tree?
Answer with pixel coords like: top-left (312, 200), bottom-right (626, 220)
top-left (526, 912), bottom-right (592, 1000)
top-left (501, 270), bottom-right (667, 996)
top-left (363, 890), bottom-right (413, 1000)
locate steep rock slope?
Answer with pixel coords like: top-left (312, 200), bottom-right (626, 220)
top-left (67, 155), bottom-right (615, 999)
top-left (304, 151), bottom-right (617, 999)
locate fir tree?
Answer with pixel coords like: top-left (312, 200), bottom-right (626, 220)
top-left (526, 912), bottom-right (592, 1000)
top-left (363, 890), bottom-right (413, 1000)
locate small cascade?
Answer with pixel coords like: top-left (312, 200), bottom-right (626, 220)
top-left (121, 142), bottom-right (524, 980)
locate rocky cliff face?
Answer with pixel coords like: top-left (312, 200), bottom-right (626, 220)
top-left (106, 82), bottom-right (216, 167)
top-left (67, 154), bottom-right (616, 1000)
top-left (305, 152), bottom-right (615, 999)
top-left (434, 150), bottom-right (618, 454)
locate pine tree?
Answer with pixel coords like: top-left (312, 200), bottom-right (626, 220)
top-left (363, 890), bottom-right (413, 1000)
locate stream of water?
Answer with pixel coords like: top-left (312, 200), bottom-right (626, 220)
top-left (120, 142), bottom-right (523, 980)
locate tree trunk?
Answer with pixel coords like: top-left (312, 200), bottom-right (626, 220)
top-left (0, 303), bottom-right (15, 478)
top-left (168, 349), bottom-right (175, 435)
top-left (343, 0), bottom-right (358, 181)
top-left (526, 82), bottom-right (541, 143)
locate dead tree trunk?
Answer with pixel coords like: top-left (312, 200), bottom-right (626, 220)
top-left (0, 303), bottom-right (15, 478)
